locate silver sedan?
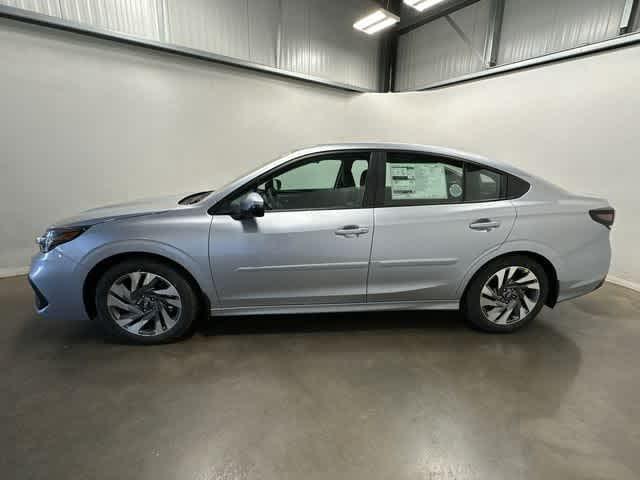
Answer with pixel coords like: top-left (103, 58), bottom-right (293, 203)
top-left (29, 143), bottom-right (614, 344)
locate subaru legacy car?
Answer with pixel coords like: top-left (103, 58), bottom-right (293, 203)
top-left (29, 143), bottom-right (614, 344)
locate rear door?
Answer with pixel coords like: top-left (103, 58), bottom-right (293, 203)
top-left (367, 151), bottom-right (516, 302)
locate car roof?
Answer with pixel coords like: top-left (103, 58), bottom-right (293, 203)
top-left (285, 143), bottom-right (525, 177)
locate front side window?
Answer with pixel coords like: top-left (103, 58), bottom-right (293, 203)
top-left (382, 152), bottom-right (464, 206)
top-left (224, 152), bottom-right (371, 212)
top-left (273, 159), bottom-right (341, 191)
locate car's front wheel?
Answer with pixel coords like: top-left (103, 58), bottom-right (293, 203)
top-left (95, 259), bottom-right (199, 344)
top-left (462, 255), bottom-right (549, 332)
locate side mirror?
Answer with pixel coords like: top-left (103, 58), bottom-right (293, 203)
top-left (231, 192), bottom-right (264, 220)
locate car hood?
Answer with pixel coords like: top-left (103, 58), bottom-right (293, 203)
top-left (50, 193), bottom-right (192, 229)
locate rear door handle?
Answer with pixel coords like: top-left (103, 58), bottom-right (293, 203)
top-left (335, 225), bottom-right (369, 237)
top-left (469, 218), bottom-right (501, 231)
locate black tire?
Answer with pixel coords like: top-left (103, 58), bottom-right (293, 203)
top-left (94, 259), bottom-right (199, 344)
top-left (462, 255), bottom-right (549, 333)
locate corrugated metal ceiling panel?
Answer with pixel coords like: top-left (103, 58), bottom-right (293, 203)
top-left (395, 0), bottom-right (492, 91)
top-left (165, 0), bottom-right (250, 60)
top-left (498, 0), bottom-right (628, 64)
top-left (247, 0), bottom-right (279, 67)
top-left (279, 0), bottom-right (310, 74)
top-left (0, 0), bottom-right (60, 17)
top-left (307, 0), bottom-right (380, 90)
top-left (2, 0), bottom-right (382, 90)
top-left (59, 0), bottom-right (162, 40)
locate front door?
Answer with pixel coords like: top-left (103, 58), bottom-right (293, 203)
top-left (210, 151), bottom-right (374, 307)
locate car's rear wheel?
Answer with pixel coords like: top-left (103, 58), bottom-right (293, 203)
top-left (95, 259), bottom-right (198, 344)
top-left (462, 255), bottom-right (549, 332)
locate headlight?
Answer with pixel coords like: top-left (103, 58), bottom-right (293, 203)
top-left (36, 227), bottom-right (89, 253)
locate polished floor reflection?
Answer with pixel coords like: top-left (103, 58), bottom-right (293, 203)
top-left (2, 276), bottom-right (639, 480)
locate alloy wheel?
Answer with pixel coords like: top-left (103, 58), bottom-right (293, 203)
top-left (480, 266), bottom-right (541, 325)
top-left (106, 271), bottom-right (182, 336)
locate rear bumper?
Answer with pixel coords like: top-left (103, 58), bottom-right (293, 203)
top-left (556, 234), bottom-right (611, 303)
top-left (28, 250), bottom-right (89, 321)
top-left (557, 276), bottom-right (607, 303)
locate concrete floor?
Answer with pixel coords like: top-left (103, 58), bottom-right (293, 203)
top-left (2, 276), bottom-right (639, 480)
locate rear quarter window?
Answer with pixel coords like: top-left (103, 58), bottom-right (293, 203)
top-left (506, 175), bottom-right (531, 199)
top-left (465, 165), bottom-right (503, 202)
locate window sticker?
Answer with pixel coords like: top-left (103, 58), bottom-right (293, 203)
top-left (387, 163), bottom-right (448, 200)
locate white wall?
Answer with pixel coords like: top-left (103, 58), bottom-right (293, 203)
top-left (363, 45), bottom-right (640, 287)
top-left (0, 18), bottom-right (374, 275)
top-left (2, 17), bottom-right (640, 288)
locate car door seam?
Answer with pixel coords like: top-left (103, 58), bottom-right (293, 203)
top-left (207, 216), bottom-right (223, 306)
top-left (364, 208), bottom-right (376, 303)
top-left (454, 200), bottom-right (519, 297)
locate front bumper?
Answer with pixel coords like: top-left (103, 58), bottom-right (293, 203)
top-left (28, 250), bottom-right (90, 321)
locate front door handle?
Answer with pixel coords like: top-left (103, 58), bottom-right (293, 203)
top-left (335, 225), bottom-right (369, 237)
top-left (469, 218), bottom-right (501, 231)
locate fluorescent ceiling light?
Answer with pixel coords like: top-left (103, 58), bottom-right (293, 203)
top-left (353, 9), bottom-right (400, 35)
top-left (365, 17), bottom-right (399, 34)
top-left (404, 0), bottom-right (447, 12)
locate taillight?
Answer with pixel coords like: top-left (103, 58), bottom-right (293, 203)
top-left (589, 208), bottom-right (615, 229)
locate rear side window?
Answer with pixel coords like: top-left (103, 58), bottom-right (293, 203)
top-left (506, 174), bottom-right (530, 199)
top-left (382, 152), bottom-right (464, 206)
top-left (465, 164), bottom-right (504, 202)
top-left (380, 152), bottom-right (518, 205)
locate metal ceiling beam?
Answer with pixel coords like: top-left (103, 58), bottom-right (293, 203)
top-left (379, 0), bottom-right (403, 92)
top-left (397, 0), bottom-right (482, 35)
top-left (483, 0), bottom-right (505, 67)
top-left (444, 14), bottom-right (485, 64)
top-left (620, 0), bottom-right (639, 34)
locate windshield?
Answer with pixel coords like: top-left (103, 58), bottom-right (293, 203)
top-left (214, 151), bottom-right (291, 192)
